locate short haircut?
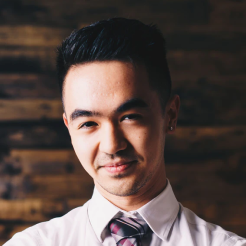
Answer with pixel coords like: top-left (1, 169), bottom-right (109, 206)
top-left (57, 17), bottom-right (172, 111)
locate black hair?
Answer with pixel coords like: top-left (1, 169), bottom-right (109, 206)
top-left (57, 17), bottom-right (172, 111)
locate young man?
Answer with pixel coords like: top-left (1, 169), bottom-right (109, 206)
top-left (4, 18), bottom-right (246, 246)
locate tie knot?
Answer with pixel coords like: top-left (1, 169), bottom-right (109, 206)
top-left (108, 216), bottom-right (149, 245)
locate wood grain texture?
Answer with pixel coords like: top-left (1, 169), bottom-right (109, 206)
top-left (0, 47), bottom-right (56, 73)
top-left (173, 75), bottom-right (246, 125)
top-left (0, 121), bottom-right (70, 148)
top-left (210, 1), bottom-right (246, 26)
top-left (168, 51), bottom-right (246, 77)
top-left (167, 161), bottom-right (246, 200)
top-left (0, 26), bottom-right (71, 47)
top-left (0, 100), bottom-right (63, 121)
top-left (0, 198), bottom-right (88, 221)
top-left (166, 126), bottom-right (246, 153)
top-left (0, 0), bottom-right (209, 27)
top-left (181, 201), bottom-right (246, 226)
top-left (0, 149), bottom-right (81, 175)
top-left (0, 174), bottom-right (93, 199)
top-left (0, 74), bottom-right (60, 99)
top-left (0, 224), bottom-right (33, 242)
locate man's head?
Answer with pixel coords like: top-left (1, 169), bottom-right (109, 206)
top-left (57, 18), bottom-right (179, 201)
top-left (57, 17), bottom-right (172, 112)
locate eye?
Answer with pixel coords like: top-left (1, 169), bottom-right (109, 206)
top-left (79, 121), bottom-right (98, 129)
top-left (121, 114), bottom-right (142, 121)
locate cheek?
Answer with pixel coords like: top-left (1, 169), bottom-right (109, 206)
top-left (126, 127), bottom-right (156, 154)
top-left (70, 132), bottom-right (99, 174)
top-left (128, 122), bottom-right (165, 162)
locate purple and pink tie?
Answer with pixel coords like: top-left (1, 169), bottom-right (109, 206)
top-left (108, 216), bottom-right (149, 246)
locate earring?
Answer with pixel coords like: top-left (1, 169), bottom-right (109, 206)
top-left (169, 126), bottom-right (173, 131)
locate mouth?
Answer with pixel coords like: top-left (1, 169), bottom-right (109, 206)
top-left (102, 160), bottom-right (137, 174)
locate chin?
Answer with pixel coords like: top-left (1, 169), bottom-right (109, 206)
top-left (99, 176), bottom-right (149, 197)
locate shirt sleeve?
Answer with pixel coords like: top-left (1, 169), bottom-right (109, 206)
top-left (223, 235), bottom-right (246, 246)
top-left (3, 229), bottom-right (43, 246)
top-left (234, 240), bottom-right (246, 246)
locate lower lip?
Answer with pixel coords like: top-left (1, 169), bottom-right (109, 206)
top-left (104, 161), bottom-right (135, 174)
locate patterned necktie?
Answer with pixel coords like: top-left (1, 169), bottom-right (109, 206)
top-left (108, 216), bottom-right (149, 246)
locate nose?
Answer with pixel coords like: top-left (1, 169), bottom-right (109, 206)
top-left (99, 122), bottom-right (127, 155)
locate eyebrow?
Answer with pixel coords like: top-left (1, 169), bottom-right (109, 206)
top-left (69, 98), bottom-right (149, 122)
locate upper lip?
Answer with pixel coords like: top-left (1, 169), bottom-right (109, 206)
top-left (103, 160), bottom-right (136, 167)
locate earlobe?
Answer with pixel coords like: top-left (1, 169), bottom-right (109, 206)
top-left (167, 125), bottom-right (176, 134)
top-left (166, 95), bottom-right (180, 134)
top-left (63, 113), bottom-right (69, 129)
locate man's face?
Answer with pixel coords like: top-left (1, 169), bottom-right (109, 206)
top-left (63, 61), bottom-right (170, 197)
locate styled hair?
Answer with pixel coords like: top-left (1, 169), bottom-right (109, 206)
top-left (57, 17), bottom-right (172, 111)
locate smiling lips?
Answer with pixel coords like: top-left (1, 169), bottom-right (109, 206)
top-left (103, 160), bottom-right (137, 174)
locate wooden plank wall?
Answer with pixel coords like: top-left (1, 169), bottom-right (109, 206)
top-left (0, 0), bottom-right (245, 243)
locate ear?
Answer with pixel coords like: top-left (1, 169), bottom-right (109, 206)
top-left (63, 112), bottom-right (69, 129)
top-left (165, 95), bottom-right (180, 134)
top-left (63, 112), bottom-right (73, 143)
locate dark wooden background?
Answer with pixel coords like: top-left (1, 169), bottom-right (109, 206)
top-left (0, 0), bottom-right (245, 243)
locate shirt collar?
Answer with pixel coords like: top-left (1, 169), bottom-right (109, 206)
top-left (137, 180), bottom-right (180, 241)
top-left (88, 180), bottom-right (179, 242)
top-left (88, 187), bottom-right (120, 243)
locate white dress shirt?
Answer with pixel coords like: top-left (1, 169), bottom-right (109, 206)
top-left (3, 181), bottom-right (246, 246)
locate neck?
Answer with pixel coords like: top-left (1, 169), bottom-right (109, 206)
top-left (95, 164), bottom-right (167, 211)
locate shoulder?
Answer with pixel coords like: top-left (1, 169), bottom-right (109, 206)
top-left (3, 200), bottom-right (90, 246)
top-left (181, 204), bottom-right (246, 246)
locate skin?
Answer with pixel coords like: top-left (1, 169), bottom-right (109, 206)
top-left (63, 61), bottom-right (180, 211)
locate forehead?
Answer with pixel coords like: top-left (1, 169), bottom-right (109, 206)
top-left (63, 61), bottom-right (158, 113)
